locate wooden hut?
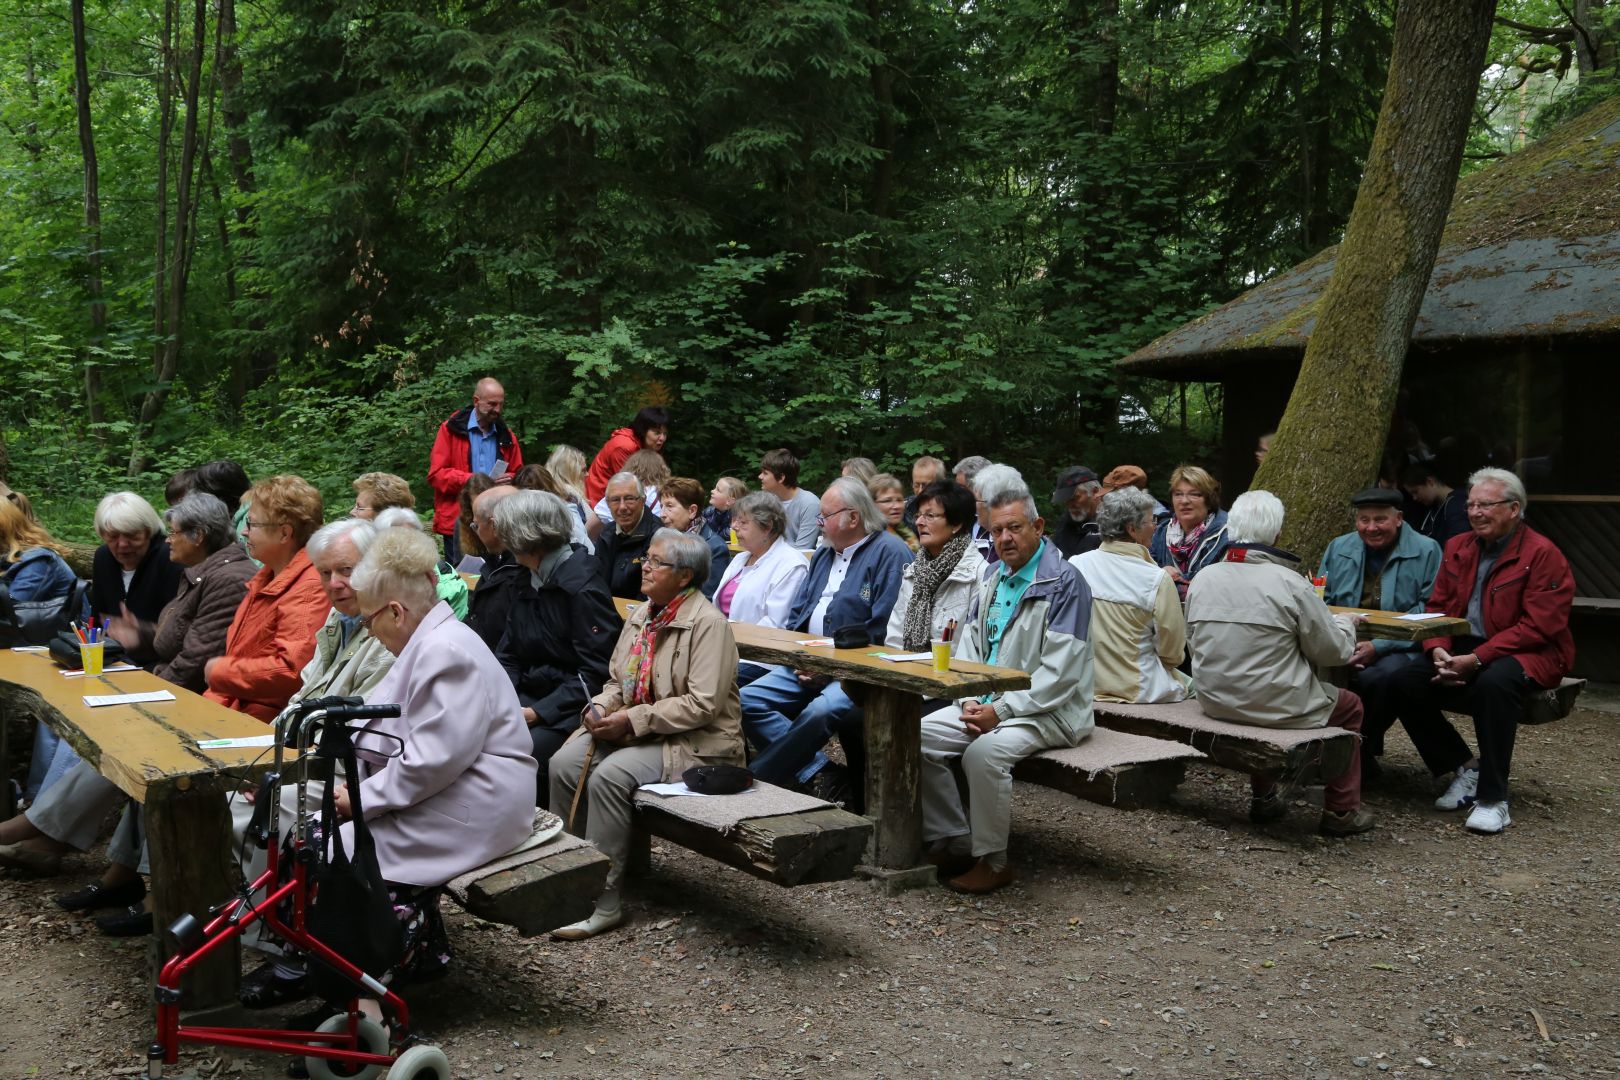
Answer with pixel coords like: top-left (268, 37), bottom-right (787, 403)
top-left (1117, 96), bottom-right (1620, 680)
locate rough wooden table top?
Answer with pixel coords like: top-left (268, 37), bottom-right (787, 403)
top-left (612, 597), bottom-right (1029, 699)
top-left (1329, 606), bottom-right (1472, 642)
top-left (0, 650), bottom-right (282, 800)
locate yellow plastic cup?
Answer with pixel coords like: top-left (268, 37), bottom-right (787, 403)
top-left (931, 639), bottom-right (951, 673)
top-left (79, 641), bottom-right (105, 676)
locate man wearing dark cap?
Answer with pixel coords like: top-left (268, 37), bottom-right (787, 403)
top-left (1317, 486), bottom-right (1442, 781)
top-left (1051, 466), bottom-right (1102, 559)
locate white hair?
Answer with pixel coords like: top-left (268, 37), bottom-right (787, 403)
top-left (826, 476), bottom-right (887, 535)
top-left (974, 464), bottom-right (1037, 521)
top-left (95, 491), bottom-right (165, 539)
top-left (351, 527), bottom-right (439, 613)
top-left (605, 471), bottom-right (641, 495)
top-left (1225, 490), bottom-right (1284, 545)
top-left (1468, 467), bottom-right (1527, 509)
top-left (306, 517), bottom-right (378, 565)
top-left (652, 527), bottom-right (712, 586)
top-left (373, 507), bottom-right (426, 532)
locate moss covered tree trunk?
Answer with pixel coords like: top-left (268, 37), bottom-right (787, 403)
top-left (1253, 0), bottom-right (1497, 568)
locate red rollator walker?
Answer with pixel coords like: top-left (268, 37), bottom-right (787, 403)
top-left (148, 696), bottom-right (451, 1079)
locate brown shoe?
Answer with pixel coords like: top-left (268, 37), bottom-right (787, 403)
top-left (946, 858), bottom-right (1016, 895)
top-left (1319, 809), bottom-right (1375, 837)
top-left (925, 848), bottom-right (976, 879)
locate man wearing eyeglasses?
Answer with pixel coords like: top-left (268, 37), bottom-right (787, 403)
top-left (1385, 467), bottom-right (1575, 834)
top-left (739, 478), bottom-right (913, 791)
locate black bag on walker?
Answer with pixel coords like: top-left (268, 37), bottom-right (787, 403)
top-left (307, 729), bottom-right (404, 1002)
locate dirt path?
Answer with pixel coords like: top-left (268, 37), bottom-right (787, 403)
top-left (3, 703), bottom-right (1616, 1079)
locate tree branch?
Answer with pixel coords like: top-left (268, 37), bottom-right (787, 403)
top-left (442, 76), bottom-right (545, 191)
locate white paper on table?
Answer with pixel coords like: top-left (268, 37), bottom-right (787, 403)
top-left (796, 638), bottom-right (834, 647)
top-left (9, 645), bottom-right (50, 653)
top-left (1394, 612), bottom-right (1449, 622)
top-left (196, 734), bottom-right (277, 750)
top-left (639, 781), bottom-right (755, 798)
top-left (83, 690), bottom-right (176, 708)
top-left (62, 663), bottom-right (138, 678)
top-left (877, 652), bottom-right (934, 663)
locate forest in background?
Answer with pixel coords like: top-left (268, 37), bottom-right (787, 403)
top-left (2, 0), bottom-right (1615, 541)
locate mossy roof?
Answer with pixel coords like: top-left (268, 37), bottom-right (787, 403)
top-left (1119, 95), bottom-right (1620, 379)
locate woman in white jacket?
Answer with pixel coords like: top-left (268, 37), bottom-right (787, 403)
top-left (712, 491), bottom-right (809, 630)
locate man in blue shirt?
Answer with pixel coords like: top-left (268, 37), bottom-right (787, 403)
top-left (740, 478), bottom-right (913, 789)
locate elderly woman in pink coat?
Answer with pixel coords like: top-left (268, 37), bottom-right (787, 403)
top-left (242, 527), bottom-right (536, 1012)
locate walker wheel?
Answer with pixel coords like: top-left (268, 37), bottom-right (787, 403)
top-left (387, 1044), bottom-right (451, 1079)
top-left (304, 1014), bottom-right (389, 1080)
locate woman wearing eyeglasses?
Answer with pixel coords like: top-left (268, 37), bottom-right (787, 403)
top-left (203, 475), bottom-right (332, 721)
top-left (550, 528), bottom-right (743, 940)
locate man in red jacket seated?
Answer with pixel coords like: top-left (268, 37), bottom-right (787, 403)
top-left (1385, 467), bottom-right (1574, 835)
top-left (428, 377), bottom-right (522, 564)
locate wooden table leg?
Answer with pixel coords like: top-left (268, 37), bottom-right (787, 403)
top-left (145, 776), bottom-right (239, 1009)
top-left (861, 688), bottom-right (928, 883)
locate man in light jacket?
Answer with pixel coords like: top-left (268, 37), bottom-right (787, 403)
top-left (1186, 490), bottom-right (1373, 837)
top-left (920, 469), bottom-right (1094, 895)
top-left (1318, 487), bottom-right (1441, 781)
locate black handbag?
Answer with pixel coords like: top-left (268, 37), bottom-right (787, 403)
top-left (0, 570), bottom-right (90, 648)
top-left (307, 726), bottom-right (405, 1002)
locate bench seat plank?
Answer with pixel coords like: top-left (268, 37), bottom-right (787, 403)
top-left (445, 832), bottom-right (610, 937)
top-left (1093, 699), bottom-right (1356, 781)
top-left (632, 784), bottom-right (872, 886)
top-left (1013, 727), bottom-right (1205, 809)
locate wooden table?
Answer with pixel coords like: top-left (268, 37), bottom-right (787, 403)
top-left (613, 598), bottom-right (1030, 884)
top-left (0, 651), bottom-right (285, 1008)
top-left (1329, 606), bottom-right (1471, 641)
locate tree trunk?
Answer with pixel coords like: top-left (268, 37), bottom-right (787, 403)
top-left (70, 0), bottom-right (108, 435)
top-left (1252, 0), bottom-right (1497, 569)
top-left (131, 0), bottom-right (207, 476)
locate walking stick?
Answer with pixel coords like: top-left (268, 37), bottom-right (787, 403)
top-left (568, 673), bottom-right (600, 833)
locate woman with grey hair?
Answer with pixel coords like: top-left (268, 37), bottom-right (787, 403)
top-left (711, 491), bottom-right (808, 628)
top-left (551, 526), bottom-right (742, 940)
top-left (1068, 488), bottom-right (1191, 704)
top-left (106, 493), bottom-right (258, 692)
top-left (494, 490), bottom-right (624, 805)
top-left (90, 490), bottom-right (184, 660)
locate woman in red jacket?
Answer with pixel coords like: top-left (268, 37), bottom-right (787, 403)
top-left (204, 475), bottom-right (332, 721)
top-left (583, 406), bottom-right (670, 505)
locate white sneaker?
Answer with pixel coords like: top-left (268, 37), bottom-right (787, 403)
top-left (1434, 767), bottom-right (1479, 811)
top-left (550, 905), bottom-right (625, 941)
top-left (1465, 800), bottom-right (1511, 834)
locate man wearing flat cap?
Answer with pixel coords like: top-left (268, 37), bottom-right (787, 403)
top-left (1100, 465), bottom-right (1170, 525)
top-left (1317, 486), bottom-right (1441, 781)
top-left (1051, 466), bottom-right (1102, 559)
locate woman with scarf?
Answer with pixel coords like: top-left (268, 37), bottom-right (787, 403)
top-left (549, 528), bottom-right (743, 941)
top-left (657, 476), bottom-right (730, 598)
top-left (1149, 464), bottom-right (1231, 600)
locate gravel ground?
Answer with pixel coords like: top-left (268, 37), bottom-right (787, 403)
top-left (2, 699), bottom-right (1616, 1080)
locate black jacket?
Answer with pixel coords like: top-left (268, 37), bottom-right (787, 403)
top-left (1053, 516), bottom-right (1101, 560)
top-left (92, 540), bottom-right (184, 662)
top-left (593, 510), bottom-right (658, 599)
top-left (465, 552), bottom-right (523, 653)
top-left (496, 546), bottom-right (623, 730)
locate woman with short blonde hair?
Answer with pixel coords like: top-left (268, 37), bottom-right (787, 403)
top-left (1149, 464), bottom-right (1230, 598)
top-left (351, 472), bottom-right (416, 518)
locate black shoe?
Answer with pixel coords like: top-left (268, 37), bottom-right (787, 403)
top-left (239, 960), bottom-right (314, 1010)
top-left (95, 904), bottom-right (154, 937)
top-left (56, 878), bottom-right (147, 913)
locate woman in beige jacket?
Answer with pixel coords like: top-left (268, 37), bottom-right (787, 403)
top-left (550, 528), bottom-right (743, 940)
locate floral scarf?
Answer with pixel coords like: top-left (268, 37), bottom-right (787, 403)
top-left (901, 531), bottom-right (971, 651)
top-left (622, 587), bottom-right (696, 705)
top-left (1166, 517), bottom-right (1210, 576)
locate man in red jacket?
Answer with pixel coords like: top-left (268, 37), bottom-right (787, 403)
top-left (428, 378), bottom-right (522, 563)
top-left (1385, 467), bottom-right (1574, 834)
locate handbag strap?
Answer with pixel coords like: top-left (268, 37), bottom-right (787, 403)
top-left (320, 718), bottom-right (386, 869)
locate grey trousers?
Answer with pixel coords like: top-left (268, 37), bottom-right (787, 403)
top-left (919, 706), bottom-right (1066, 858)
top-left (26, 759), bottom-right (124, 851)
top-left (549, 738), bottom-right (663, 892)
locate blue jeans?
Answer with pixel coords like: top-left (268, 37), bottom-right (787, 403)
top-left (739, 665), bottom-right (859, 786)
top-left (25, 723), bottom-right (82, 803)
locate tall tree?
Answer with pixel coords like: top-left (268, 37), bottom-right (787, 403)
top-left (1253, 0), bottom-right (1499, 566)
top-left (70, 0), bottom-right (108, 434)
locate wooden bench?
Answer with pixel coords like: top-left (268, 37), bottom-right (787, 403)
top-left (1012, 727), bottom-right (1206, 810)
top-left (631, 782), bottom-right (872, 886)
top-left (1092, 698), bottom-right (1357, 783)
top-left (444, 817), bottom-right (611, 936)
